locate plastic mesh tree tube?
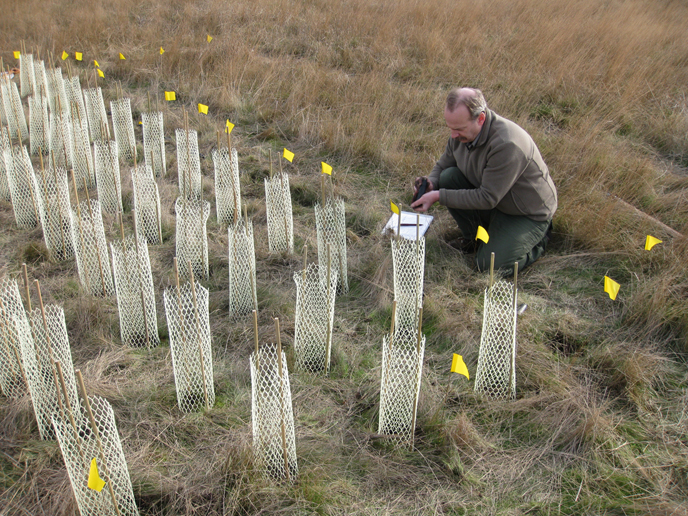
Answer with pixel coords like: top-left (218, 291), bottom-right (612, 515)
top-left (175, 198), bottom-right (210, 282)
top-left (391, 236), bottom-right (425, 331)
top-left (6, 145), bottom-right (41, 228)
top-left (378, 324), bottom-right (425, 447)
top-left (111, 98), bottom-right (136, 162)
top-left (176, 128), bottom-right (201, 200)
top-left (250, 319), bottom-right (298, 481)
top-left (163, 264), bottom-right (214, 412)
top-left (0, 128), bottom-right (12, 201)
top-left (34, 60), bottom-right (49, 101)
top-left (142, 111), bottom-right (165, 177)
top-left (264, 172), bottom-right (294, 254)
top-left (64, 76), bottom-right (87, 125)
top-left (94, 140), bottom-right (122, 214)
top-left (19, 53), bottom-right (37, 98)
top-left (53, 373), bottom-right (139, 516)
top-left (293, 260), bottom-right (337, 374)
top-left (36, 162), bottom-right (75, 261)
top-left (228, 218), bottom-right (257, 319)
top-left (83, 87), bottom-right (109, 143)
top-left (111, 234), bottom-right (159, 348)
top-left (45, 67), bottom-right (68, 115)
top-left (2, 80), bottom-right (29, 142)
top-left (71, 106), bottom-right (96, 190)
top-left (474, 261), bottom-right (518, 400)
top-left (71, 196), bottom-right (115, 297)
top-left (0, 277), bottom-right (29, 399)
top-left (28, 94), bottom-right (49, 157)
top-left (132, 166), bottom-right (162, 245)
top-left (213, 146), bottom-right (241, 225)
top-left (315, 197), bottom-right (348, 294)
top-left (49, 110), bottom-right (73, 169)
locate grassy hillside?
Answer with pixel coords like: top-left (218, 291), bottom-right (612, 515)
top-left (1, 0), bottom-right (688, 514)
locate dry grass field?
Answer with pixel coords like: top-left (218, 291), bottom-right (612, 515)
top-left (1, 0), bottom-right (688, 514)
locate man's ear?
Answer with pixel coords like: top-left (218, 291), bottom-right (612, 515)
top-left (478, 111), bottom-right (486, 124)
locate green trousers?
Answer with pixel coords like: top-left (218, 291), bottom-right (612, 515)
top-left (439, 167), bottom-right (551, 275)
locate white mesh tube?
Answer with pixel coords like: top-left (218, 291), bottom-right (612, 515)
top-left (0, 128), bottom-right (12, 201)
top-left (19, 53), bottom-right (37, 98)
top-left (94, 140), bottom-right (122, 214)
top-left (293, 263), bottom-right (337, 374)
top-left (34, 60), bottom-right (50, 100)
top-left (111, 235), bottom-right (159, 348)
top-left (315, 197), bottom-right (348, 294)
top-left (83, 87), bottom-right (109, 142)
top-left (142, 111), bottom-right (166, 177)
top-left (2, 81), bottom-right (28, 142)
top-left (391, 236), bottom-right (425, 331)
top-left (264, 172), bottom-right (294, 254)
top-left (0, 277), bottom-right (30, 399)
top-left (474, 280), bottom-right (517, 400)
top-left (53, 395), bottom-right (140, 516)
top-left (175, 198), bottom-right (210, 282)
top-left (111, 98), bottom-right (136, 162)
top-left (45, 67), bottom-right (68, 115)
top-left (132, 166), bottom-right (162, 245)
top-left (49, 110), bottom-right (74, 169)
top-left (175, 128), bottom-right (201, 200)
top-left (71, 107), bottom-right (96, 189)
top-left (378, 327), bottom-right (425, 446)
top-left (163, 282), bottom-right (214, 412)
top-left (6, 145), bottom-right (41, 228)
top-left (228, 218), bottom-right (257, 319)
top-left (64, 76), bottom-right (87, 126)
top-left (29, 94), bottom-right (49, 157)
top-left (71, 199), bottom-right (115, 297)
top-left (250, 345), bottom-right (298, 481)
top-left (213, 147), bottom-right (241, 225)
top-left (23, 304), bottom-right (80, 440)
top-left (35, 165), bottom-right (75, 261)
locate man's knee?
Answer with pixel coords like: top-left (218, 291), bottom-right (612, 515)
top-left (475, 247), bottom-right (521, 275)
top-left (439, 167), bottom-right (473, 191)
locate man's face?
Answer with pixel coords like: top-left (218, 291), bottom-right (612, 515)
top-left (444, 104), bottom-right (485, 143)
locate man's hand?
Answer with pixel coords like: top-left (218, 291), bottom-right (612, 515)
top-left (413, 177), bottom-right (434, 196)
top-left (411, 190), bottom-right (440, 212)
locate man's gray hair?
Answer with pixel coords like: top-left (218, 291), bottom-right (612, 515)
top-left (446, 88), bottom-right (487, 120)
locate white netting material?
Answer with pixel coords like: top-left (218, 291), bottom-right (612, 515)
top-left (315, 197), bottom-right (348, 294)
top-left (111, 235), bottom-right (159, 348)
top-left (111, 98), bottom-right (136, 162)
top-left (474, 280), bottom-right (517, 400)
top-left (34, 60), bottom-right (49, 100)
top-left (23, 304), bottom-right (80, 440)
top-left (0, 128), bottom-right (12, 201)
top-left (175, 198), bottom-right (210, 282)
top-left (94, 140), bottom-right (122, 214)
top-left (0, 277), bottom-right (30, 399)
top-left (35, 165), bottom-right (75, 261)
top-left (228, 219), bottom-right (257, 319)
top-left (19, 53), bottom-right (37, 98)
top-left (163, 282), bottom-right (214, 412)
top-left (71, 199), bottom-right (115, 297)
top-left (45, 67), bottom-right (68, 115)
top-left (29, 94), bottom-right (49, 156)
top-left (213, 147), bottom-right (241, 225)
top-left (264, 172), bottom-right (294, 254)
top-left (250, 345), bottom-right (298, 481)
top-left (64, 76), bottom-right (87, 125)
top-left (2, 80), bottom-right (28, 142)
top-left (391, 237), bottom-right (425, 331)
top-left (176, 129), bottom-right (201, 200)
top-left (378, 327), bottom-right (425, 446)
top-left (49, 110), bottom-right (74, 169)
top-left (142, 111), bottom-right (166, 177)
top-left (83, 87), bottom-right (109, 143)
top-left (53, 395), bottom-right (140, 516)
top-left (293, 263), bottom-right (337, 374)
top-left (71, 106), bottom-right (96, 189)
top-left (132, 166), bottom-right (162, 245)
top-left (6, 145), bottom-right (41, 228)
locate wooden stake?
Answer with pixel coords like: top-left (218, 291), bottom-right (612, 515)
top-left (410, 306), bottom-right (423, 450)
top-left (325, 244), bottom-right (332, 373)
top-left (489, 252), bottom-right (495, 289)
top-left (252, 310), bottom-right (259, 357)
top-left (513, 261), bottom-right (519, 308)
top-left (274, 318), bottom-right (290, 481)
top-left (188, 261), bottom-right (210, 410)
top-left (22, 264), bottom-right (31, 312)
top-left (301, 245), bottom-right (308, 282)
top-left (269, 149), bottom-right (273, 179)
top-left (320, 174), bottom-right (326, 207)
top-left (55, 360), bottom-right (86, 462)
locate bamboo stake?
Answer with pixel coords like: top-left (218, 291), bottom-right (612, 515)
top-left (396, 202), bottom-right (402, 238)
top-left (320, 174), bottom-right (326, 207)
top-left (301, 245), bottom-right (307, 283)
top-left (82, 176), bottom-right (108, 297)
top-left (489, 252), bottom-right (495, 289)
top-left (22, 264), bottom-right (31, 311)
top-left (55, 360), bottom-right (86, 462)
top-left (269, 149), bottom-right (273, 179)
top-left (253, 310), bottom-right (259, 357)
top-left (325, 244), bottom-right (332, 373)
top-left (274, 318), bottom-right (290, 481)
top-left (513, 261), bottom-right (519, 307)
top-left (187, 261), bottom-right (210, 410)
top-left (75, 370), bottom-right (123, 516)
top-left (69, 169), bottom-right (93, 295)
top-left (410, 306), bottom-right (424, 449)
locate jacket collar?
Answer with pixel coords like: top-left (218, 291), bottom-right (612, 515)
top-left (470, 108), bottom-right (494, 149)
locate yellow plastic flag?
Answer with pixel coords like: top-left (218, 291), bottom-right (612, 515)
top-left (207, 35), bottom-right (213, 42)
top-left (94, 60), bottom-right (100, 68)
top-left (61, 51), bottom-right (69, 60)
top-left (164, 91), bottom-right (176, 101)
top-left (225, 120), bottom-right (234, 134)
top-left (283, 148), bottom-right (294, 162)
top-left (321, 162), bottom-right (332, 175)
top-left (604, 276), bottom-right (620, 301)
top-left (451, 354), bottom-right (469, 380)
top-left (645, 235), bottom-right (662, 251)
top-left (75, 52), bottom-right (83, 61)
top-left (476, 225), bottom-right (489, 244)
top-left (97, 69), bottom-right (105, 78)
top-left (119, 52), bottom-right (126, 60)
top-left (390, 201), bottom-right (400, 215)
top-left (159, 47), bottom-right (165, 55)
top-left (87, 458), bottom-right (106, 492)
top-left (13, 51), bottom-right (20, 59)
top-left (198, 103), bottom-right (209, 114)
